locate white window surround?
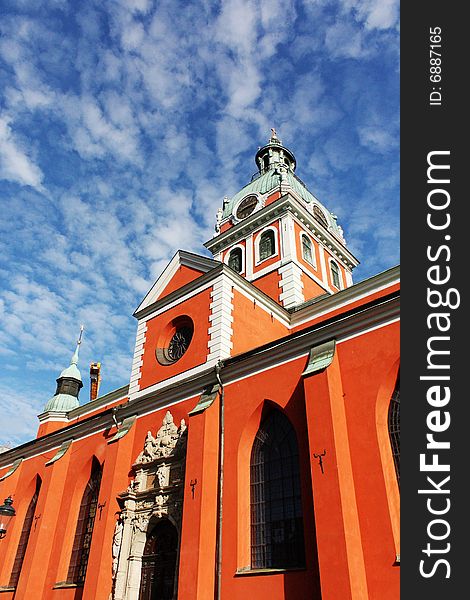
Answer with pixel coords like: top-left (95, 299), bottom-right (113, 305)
top-left (224, 244), bottom-right (245, 274)
top-left (254, 225), bottom-right (279, 266)
top-left (300, 232), bottom-right (317, 269)
top-left (329, 258), bottom-right (343, 290)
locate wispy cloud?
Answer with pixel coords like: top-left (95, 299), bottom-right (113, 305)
top-left (0, 0), bottom-right (399, 446)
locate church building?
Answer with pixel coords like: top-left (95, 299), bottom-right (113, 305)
top-left (0, 131), bottom-right (400, 599)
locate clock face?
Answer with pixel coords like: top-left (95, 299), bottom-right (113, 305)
top-left (236, 195), bottom-right (258, 220)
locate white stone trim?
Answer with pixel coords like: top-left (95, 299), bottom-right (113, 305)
top-left (224, 243), bottom-right (246, 275)
top-left (245, 233), bottom-right (254, 279)
top-left (319, 245), bottom-right (328, 287)
top-left (129, 322), bottom-right (148, 394)
top-left (207, 275), bottom-right (234, 362)
top-left (278, 262), bottom-right (305, 308)
top-left (280, 213), bottom-right (297, 262)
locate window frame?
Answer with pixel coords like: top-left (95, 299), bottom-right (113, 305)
top-left (329, 259), bottom-right (342, 290)
top-left (9, 476), bottom-right (42, 588)
top-left (66, 459), bottom-right (103, 585)
top-left (225, 244), bottom-right (245, 274)
top-left (300, 232), bottom-right (316, 268)
top-left (254, 226), bottom-right (278, 266)
top-left (250, 409), bottom-right (306, 570)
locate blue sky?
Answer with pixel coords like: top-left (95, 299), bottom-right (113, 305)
top-left (0, 0), bottom-right (399, 447)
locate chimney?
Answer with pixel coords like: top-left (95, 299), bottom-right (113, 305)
top-left (90, 362), bottom-right (101, 402)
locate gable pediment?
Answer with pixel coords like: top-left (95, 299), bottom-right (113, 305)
top-left (135, 251), bottom-right (220, 316)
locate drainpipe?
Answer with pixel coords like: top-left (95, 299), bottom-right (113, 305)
top-left (214, 361), bottom-right (225, 600)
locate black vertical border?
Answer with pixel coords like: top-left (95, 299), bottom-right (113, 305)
top-left (401, 4), bottom-right (466, 599)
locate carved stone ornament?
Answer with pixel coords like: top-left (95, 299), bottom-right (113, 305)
top-left (112, 518), bottom-right (124, 579)
top-left (135, 412), bottom-right (187, 465)
top-left (113, 410), bottom-right (187, 600)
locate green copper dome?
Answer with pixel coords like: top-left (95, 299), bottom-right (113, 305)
top-left (220, 131), bottom-right (343, 238)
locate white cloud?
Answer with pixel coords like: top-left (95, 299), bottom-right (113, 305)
top-left (0, 116), bottom-right (44, 190)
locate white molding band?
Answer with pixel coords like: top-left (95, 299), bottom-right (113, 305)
top-left (207, 275), bottom-right (234, 362)
top-left (129, 322), bottom-right (148, 395)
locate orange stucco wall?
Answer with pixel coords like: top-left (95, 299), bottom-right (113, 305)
top-left (158, 265), bottom-right (208, 299)
top-left (231, 289), bottom-right (288, 356)
top-left (0, 272), bottom-right (400, 599)
top-left (251, 270), bottom-right (281, 303)
top-left (139, 287), bottom-right (212, 389)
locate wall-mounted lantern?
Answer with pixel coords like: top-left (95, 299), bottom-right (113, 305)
top-left (0, 496), bottom-right (15, 539)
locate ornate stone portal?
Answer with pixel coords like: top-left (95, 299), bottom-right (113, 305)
top-left (112, 411), bottom-right (187, 600)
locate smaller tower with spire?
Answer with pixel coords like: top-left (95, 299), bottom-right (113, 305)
top-left (38, 327), bottom-right (85, 436)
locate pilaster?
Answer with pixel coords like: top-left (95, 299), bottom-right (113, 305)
top-left (303, 351), bottom-right (368, 599)
top-left (178, 395), bottom-right (220, 599)
top-left (278, 262), bottom-right (305, 308)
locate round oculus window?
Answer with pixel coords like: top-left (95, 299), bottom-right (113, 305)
top-left (235, 195), bottom-right (258, 220)
top-left (156, 318), bottom-right (194, 365)
top-left (167, 326), bottom-right (193, 361)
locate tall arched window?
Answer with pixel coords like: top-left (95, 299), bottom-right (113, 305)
top-left (67, 458), bottom-right (103, 584)
top-left (388, 375), bottom-right (400, 485)
top-left (301, 234), bottom-right (314, 266)
top-left (330, 260), bottom-right (341, 289)
top-left (228, 247), bottom-right (243, 273)
top-left (250, 409), bottom-right (305, 569)
top-left (9, 476), bottom-right (42, 588)
top-left (139, 519), bottom-right (178, 600)
top-left (259, 229), bottom-right (275, 262)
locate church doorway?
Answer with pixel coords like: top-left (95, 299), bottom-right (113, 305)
top-left (138, 519), bottom-right (178, 600)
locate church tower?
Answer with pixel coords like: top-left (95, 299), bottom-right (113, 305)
top-left (205, 130), bottom-right (359, 308)
top-left (37, 326), bottom-right (84, 436)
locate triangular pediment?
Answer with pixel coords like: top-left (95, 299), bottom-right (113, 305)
top-left (135, 250), bottom-right (220, 315)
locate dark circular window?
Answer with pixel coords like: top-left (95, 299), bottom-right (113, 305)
top-left (156, 317), bottom-right (194, 365)
top-left (167, 326), bottom-right (193, 361)
top-left (236, 195), bottom-right (258, 220)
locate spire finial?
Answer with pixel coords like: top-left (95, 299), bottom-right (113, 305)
top-left (71, 325), bottom-right (84, 366)
top-left (270, 127), bottom-right (279, 142)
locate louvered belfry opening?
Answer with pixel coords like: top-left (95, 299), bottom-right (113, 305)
top-left (388, 374), bottom-right (400, 485)
top-left (250, 409), bottom-right (305, 569)
top-left (9, 476), bottom-right (42, 588)
top-left (139, 519), bottom-right (178, 600)
top-left (67, 458), bottom-right (103, 584)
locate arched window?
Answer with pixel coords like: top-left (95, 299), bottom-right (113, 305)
top-left (258, 229), bottom-right (276, 262)
top-left (388, 375), bottom-right (400, 485)
top-left (9, 476), bottom-right (42, 588)
top-left (139, 519), bottom-right (178, 600)
top-left (228, 247), bottom-right (243, 273)
top-left (330, 260), bottom-right (341, 289)
top-left (250, 410), bottom-right (305, 569)
top-left (313, 205), bottom-right (328, 228)
top-left (67, 458), bottom-right (102, 584)
top-left (301, 234), bottom-right (314, 266)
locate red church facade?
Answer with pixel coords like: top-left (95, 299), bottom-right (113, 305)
top-left (0, 132), bottom-right (400, 599)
